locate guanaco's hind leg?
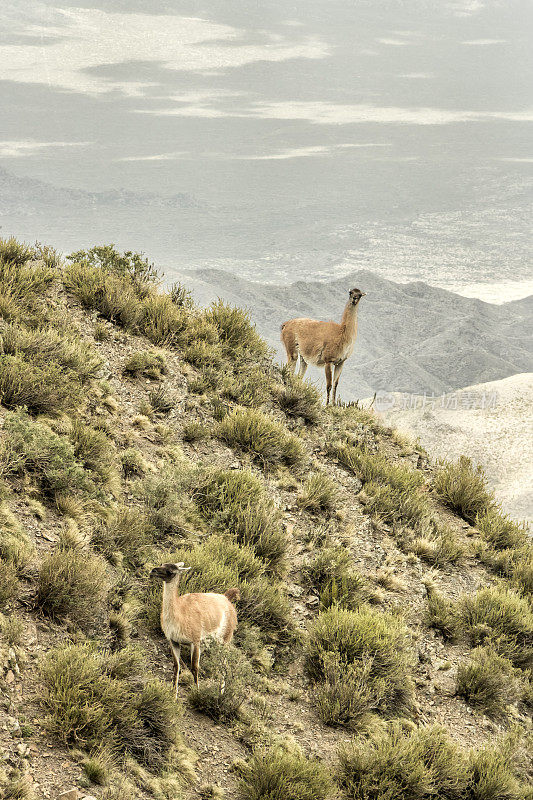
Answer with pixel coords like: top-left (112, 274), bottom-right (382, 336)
top-left (325, 363), bottom-right (333, 405)
top-left (281, 325), bottom-right (299, 374)
top-left (191, 643), bottom-right (200, 687)
top-left (298, 358), bottom-right (308, 378)
top-left (170, 641), bottom-right (181, 699)
top-left (332, 361), bottom-right (345, 406)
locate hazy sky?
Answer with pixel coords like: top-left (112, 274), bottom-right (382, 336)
top-left (1, 0), bottom-right (531, 198)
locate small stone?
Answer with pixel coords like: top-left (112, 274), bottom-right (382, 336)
top-left (5, 670), bottom-right (15, 684)
top-left (56, 790), bottom-right (79, 800)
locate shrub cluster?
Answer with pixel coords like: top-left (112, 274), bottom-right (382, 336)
top-left (193, 468), bottom-right (287, 572)
top-left (123, 350), bottom-right (167, 379)
top-left (217, 408), bottom-right (305, 467)
top-left (274, 372), bottom-right (322, 424)
top-left (188, 641), bottom-right (255, 721)
top-left (302, 547), bottom-right (378, 611)
top-left (433, 456), bottom-right (494, 523)
top-left (236, 742), bottom-right (333, 800)
top-left (37, 547), bottom-right (109, 628)
top-left (40, 643), bottom-right (181, 769)
top-left (297, 472), bottom-right (338, 515)
top-left (0, 502), bottom-right (35, 607)
top-left (306, 606), bottom-right (415, 726)
top-left (456, 646), bottom-right (524, 717)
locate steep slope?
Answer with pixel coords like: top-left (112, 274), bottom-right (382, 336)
top-left (0, 241), bottom-right (531, 800)
top-left (176, 267), bottom-right (533, 400)
top-left (373, 373), bottom-right (533, 522)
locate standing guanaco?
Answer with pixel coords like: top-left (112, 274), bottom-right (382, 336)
top-left (150, 562), bottom-right (239, 697)
top-left (281, 287), bottom-right (366, 405)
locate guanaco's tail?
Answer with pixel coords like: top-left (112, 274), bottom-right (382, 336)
top-left (224, 588), bottom-right (240, 603)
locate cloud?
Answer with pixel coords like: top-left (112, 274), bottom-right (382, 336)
top-left (116, 152), bottom-right (189, 162)
top-left (139, 100), bottom-right (533, 126)
top-left (0, 140), bottom-right (90, 157)
top-left (0, 7), bottom-right (328, 97)
top-left (496, 157), bottom-right (533, 163)
top-left (375, 38), bottom-right (408, 46)
top-left (461, 39), bottom-right (506, 45)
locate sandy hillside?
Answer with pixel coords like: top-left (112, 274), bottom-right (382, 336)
top-left (374, 373), bottom-right (533, 522)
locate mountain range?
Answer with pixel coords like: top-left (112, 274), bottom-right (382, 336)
top-left (176, 267), bottom-right (533, 400)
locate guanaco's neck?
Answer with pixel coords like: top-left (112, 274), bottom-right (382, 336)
top-left (162, 574), bottom-right (181, 616)
top-left (340, 299), bottom-right (359, 342)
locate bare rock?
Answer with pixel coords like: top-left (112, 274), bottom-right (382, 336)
top-left (56, 790), bottom-right (79, 800)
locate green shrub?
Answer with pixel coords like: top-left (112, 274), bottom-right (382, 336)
top-left (338, 722), bottom-right (469, 800)
top-left (220, 365), bottom-right (273, 408)
top-left (476, 509), bottom-right (529, 551)
top-left (123, 350), bottom-right (167, 379)
top-left (148, 385), bottom-right (175, 414)
top-left (188, 642), bottom-right (255, 721)
top-left (306, 606), bottom-right (415, 723)
top-left (0, 411), bottom-right (100, 498)
top-left (459, 585), bottom-right (533, 669)
top-left (297, 472), bottom-right (338, 514)
top-left (0, 502), bottom-right (35, 570)
top-left (193, 468), bottom-right (287, 572)
top-left (40, 642), bottom-right (181, 769)
top-left (302, 547), bottom-right (377, 611)
top-left (204, 300), bottom-right (267, 360)
top-left (0, 251), bottom-right (54, 321)
top-left (67, 244), bottom-right (158, 287)
top-left (433, 456), bottom-right (494, 523)
top-left (93, 507), bottom-right (155, 565)
top-left (217, 408), bottom-right (305, 468)
top-left (0, 237), bottom-right (33, 267)
top-left (274, 374), bottom-right (322, 424)
top-left (182, 420), bottom-right (209, 443)
top-left (2, 772), bottom-right (35, 800)
top-left (468, 741), bottom-right (524, 800)
top-left (410, 524), bottom-right (464, 566)
top-left (70, 420), bottom-right (115, 482)
top-left (425, 585), bottom-right (459, 641)
top-left (0, 354), bottom-right (83, 414)
top-left (140, 469), bottom-right (205, 539)
top-left (366, 481), bottom-right (430, 527)
top-left (121, 448), bottom-right (148, 478)
top-left (236, 742), bottom-right (333, 800)
top-left (63, 261), bottom-right (140, 328)
top-left (37, 548), bottom-right (108, 628)
top-left (0, 559), bottom-right (19, 606)
top-left (456, 647), bottom-right (523, 717)
top-left (480, 544), bottom-right (533, 597)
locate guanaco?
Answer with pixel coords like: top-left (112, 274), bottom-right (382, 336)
top-left (281, 287), bottom-right (366, 405)
top-left (150, 562), bottom-right (239, 697)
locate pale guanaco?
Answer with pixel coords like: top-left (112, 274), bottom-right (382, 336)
top-left (150, 562), bottom-right (239, 697)
top-left (281, 287), bottom-right (366, 405)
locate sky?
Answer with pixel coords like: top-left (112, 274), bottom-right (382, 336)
top-left (0, 0), bottom-right (531, 296)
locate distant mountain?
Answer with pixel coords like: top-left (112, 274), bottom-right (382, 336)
top-left (175, 268), bottom-right (533, 400)
top-left (374, 374), bottom-right (533, 521)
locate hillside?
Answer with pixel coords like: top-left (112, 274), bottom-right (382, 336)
top-left (0, 239), bottom-right (532, 800)
top-left (374, 374), bottom-right (533, 522)
top-left (175, 267), bottom-right (533, 400)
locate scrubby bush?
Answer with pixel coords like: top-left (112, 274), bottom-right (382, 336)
top-left (188, 641), bottom-right (255, 721)
top-left (204, 300), bottom-right (267, 361)
top-left (456, 647), bottom-right (523, 717)
top-left (274, 373), bottom-right (322, 424)
top-left (236, 742), bottom-right (333, 800)
top-left (93, 507), bottom-right (155, 566)
top-left (0, 411), bottom-right (100, 499)
top-left (297, 472), bottom-right (338, 514)
top-left (480, 544), bottom-right (533, 597)
top-left (467, 740), bottom-right (525, 800)
top-left (410, 524), bottom-right (464, 566)
top-left (182, 420), bottom-right (209, 443)
top-left (0, 247), bottom-right (54, 321)
top-left (37, 548), bottom-right (108, 628)
top-left (0, 560), bottom-right (19, 607)
top-left (0, 237), bottom-right (33, 267)
top-left (476, 509), bottom-right (529, 551)
top-left (217, 408), bottom-right (305, 468)
top-left (40, 643), bottom-right (181, 769)
top-left (0, 502), bottom-right (34, 570)
top-left (220, 365), bottom-right (273, 408)
top-left (123, 350), bottom-right (167, 379)
top-left (63, 261), bottom-right (140, 328)
top-left (148, 385), bottom-right (175, 414)
top-left (425, 585), bottom-right (459, 641)
top-left (306, 606), bottom-right (414, 724)
top-left (339, 723), bottom-right (469, 800)
top-left (302, 547), bottom-right (377, 611)
top-left (459, 585), bottom-right (533, 669)
top-left (193, 468), bottom-right (287, 572)
top-left (0, 355), bottom-right (84, 415)
top-left (433, 456), bottom-right (494, 523)
top-left (366, 482), bottom-right (430, 527)
top-left (70, 420), bottom-right (115, 482)
top-left (121, 448), bottom-right (149, 478)
top-left (68, 244), bottom-right (159, 287)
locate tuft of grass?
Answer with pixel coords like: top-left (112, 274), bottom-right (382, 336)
top-left (0, 237), bottom-right (34, 267)
top-left (182, 420), bottom-right (209, 443)
top-left (0, 502), bottom-right (35, 571)
top-left (0, 354), bottom-right (83, 415)
top-left (40, 642), bottom-right (181, 769)
top-left (306, 606), bottom-right (415, 725)
top-left (188, 642), bottom-right (255, 721)
top-left (297, 472), bottom-right (338, 515)
top-left (82, 749), bottom-right (113, 785)
top-left (433, 456), bottom-right (494, 523)
top-left (236, 742), bottom-right (333, 800)
top-left (2, 772), bottom-right (36, 800)
top-left (204, 300), bottom-right (267, 361)
top-left (0, 559), bottom-right (19, 607)
top-left (121, 448), bottom-right (149, 478)
top-left (148, 384), bottom-right (175, 414)
top-left (193, 468), bottom-right (287, 573)
top-left (123, 350), bottom-right (167, 379)
top-left (217, 408), bottom-right (305, 468)
top-left (339, 722), bottom-right (469, 800)
top-left (93, 506), bottom-right (155, 566)
top-left (476, 509), bottom-right (529, 551)
top-left (479, 543), bottom-right (533, 598)
top-left (459, 584), bottom-right (533, 669)
top-left (425, 584), bottom-right (459, 641)
top-left (410, 523), bottom-right (464, 567)
top-left (37, 548), bottom-right (108, 628)
top-left (0, 410), bottom-right (100, 499)
top-left (456, 647), bottom-right (523, 717)
top-left (70, 419), bottom-right (116, 482)
top-left (467, 740), bottom-right (525, 800)
top-left (302, 547), bottom-right (378, 611)
top-left (274, 373), bottom-right (322, 425)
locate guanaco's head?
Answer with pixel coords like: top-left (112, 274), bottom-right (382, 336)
top-left (150, 562), bottom-right (191, 582)
top-left (349, 288), bottom-right (366, 306)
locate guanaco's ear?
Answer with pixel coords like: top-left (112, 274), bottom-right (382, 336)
top-left (174, 562), bottom-right (191, 572)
